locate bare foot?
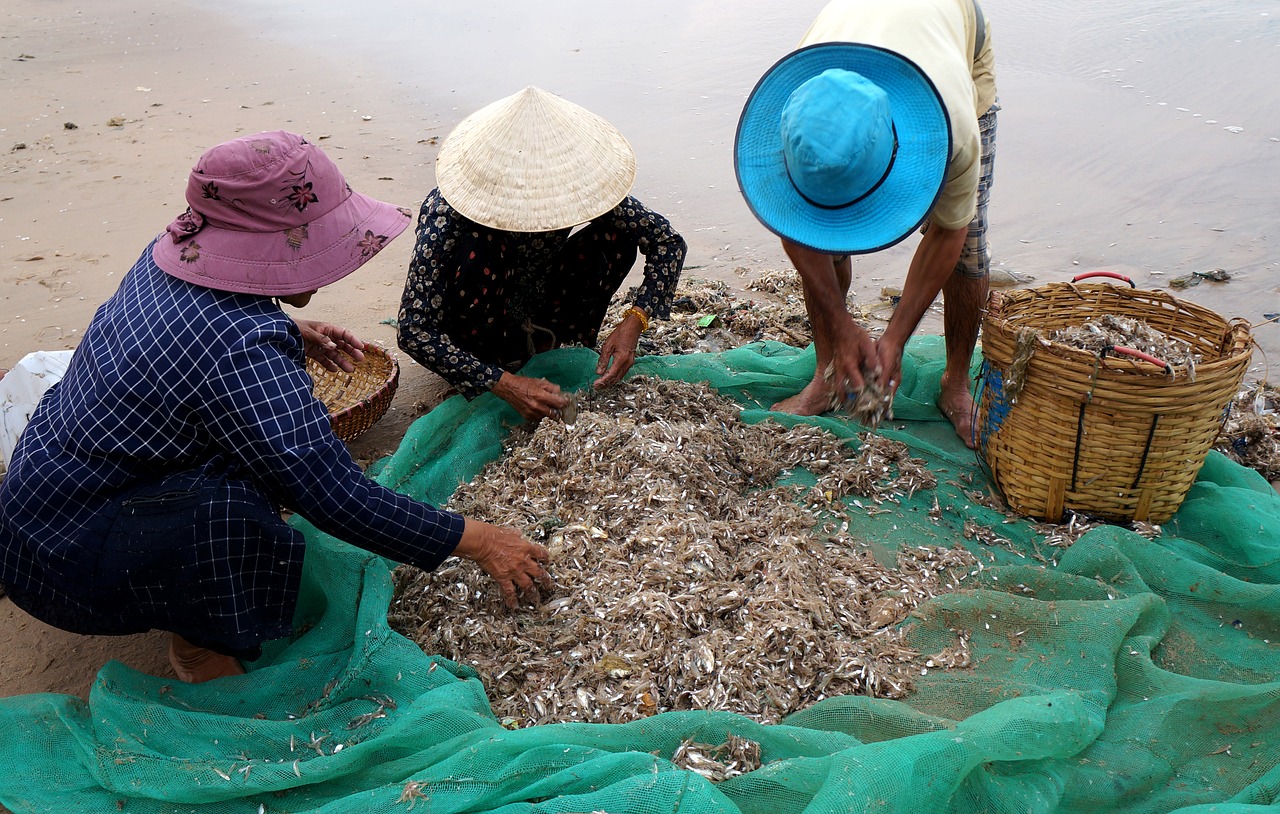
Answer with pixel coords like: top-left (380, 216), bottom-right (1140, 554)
top-left (938, 374), bottom-right (977, 449)
top-left (771, 378), bottom-right (834, 416)
top-left (168, 634), bottom-right (246, 683)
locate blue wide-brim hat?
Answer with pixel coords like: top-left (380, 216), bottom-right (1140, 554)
top-left (735, 42), bottom-right (951, 255)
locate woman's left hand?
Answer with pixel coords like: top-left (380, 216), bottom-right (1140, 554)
top-left (297, 319), bottom-right (365, 373)
top-left (594, 314), bottom-right (643, 388)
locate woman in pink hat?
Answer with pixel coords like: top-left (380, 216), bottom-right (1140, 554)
top-left (0, 131), bottom-right (552, 683)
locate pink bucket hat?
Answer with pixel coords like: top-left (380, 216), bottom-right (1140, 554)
top-left (152, 130), bottom-right (411, 296)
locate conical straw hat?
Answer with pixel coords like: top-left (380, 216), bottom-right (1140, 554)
top-left (435, 86), bottom-right (637, 232)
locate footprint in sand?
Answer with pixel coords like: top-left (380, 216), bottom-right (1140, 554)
top-left (16, 265), bottom-right (83, 301)
top-left (31, 325), bottom-right (72, 347)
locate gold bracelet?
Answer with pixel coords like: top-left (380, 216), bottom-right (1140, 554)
top-left (624, 305), bottom-right (651, 333)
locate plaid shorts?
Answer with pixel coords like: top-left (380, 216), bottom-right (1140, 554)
top-left (954, 102), bottom-right (1000, 279)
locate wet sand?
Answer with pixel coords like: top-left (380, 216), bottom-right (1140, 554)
top-left (1, 0), bottom-right (1277, 696)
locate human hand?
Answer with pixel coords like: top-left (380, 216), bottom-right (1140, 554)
top-left (594, 316), bottom-right (643, 388)
top-left (296, 319), bottom-right (365, 373)
top-left (872, 335), bottom-right (904, 398)
top-left (454, 519), bottom-right (554, 609)
top-left (492, 371), bottom-right (569, 422)
top-left (827, 318), bottom-right (880, 396)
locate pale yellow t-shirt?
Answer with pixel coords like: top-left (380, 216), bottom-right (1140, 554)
top-left (800, 0), bottom-right (997, 230)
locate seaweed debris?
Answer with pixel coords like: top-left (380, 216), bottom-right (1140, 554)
top-left (1216, 382), bottom-right (1280, 480)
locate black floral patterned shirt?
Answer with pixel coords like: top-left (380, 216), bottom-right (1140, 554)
top-left (397, 189), bottom-right (685, 398)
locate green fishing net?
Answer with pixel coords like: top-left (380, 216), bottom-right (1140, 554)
top-left (2, 337), bottom-right (1278, 814)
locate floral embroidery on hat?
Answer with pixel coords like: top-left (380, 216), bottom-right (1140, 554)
top-left (285, 225), bottom-right (309, 250)
top-left (357, 230), bottom-right (389, 258)
top-left (200, 181), bottom-right (247, 214)
top-left (249, 139), bottom-right (273, 154)
top-left (281, 161), bottom-right (319, 213)
top-left (179, 241), bottom-right (201, 263)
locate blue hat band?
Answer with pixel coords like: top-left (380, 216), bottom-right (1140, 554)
top-left (787, 123), bottom-right (899, 211)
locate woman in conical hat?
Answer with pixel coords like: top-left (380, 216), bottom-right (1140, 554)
top-left (0, 131), bottom-right (552, 683)
top-left (397, 87), bottom-right (687, 421)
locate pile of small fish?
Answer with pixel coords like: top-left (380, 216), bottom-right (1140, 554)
top-left (1047, 314), bottom-right (1201, 371)
top-left (389, 377), bottom-right (975, 727)
top-left (823, 362), bottom-right (895, 430)
top-left (745, 267), bottom-right (806, 298)
top-left (670, 734), bottom-right (763, 781)
top-left (606, 274), bottom-right (814, 356)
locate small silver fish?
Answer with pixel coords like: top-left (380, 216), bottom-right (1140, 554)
top-left (560, 394), bottom-right (579, 426)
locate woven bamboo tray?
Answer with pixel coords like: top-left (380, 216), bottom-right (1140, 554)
top-left (976, 274), bottom-right (1252, 523)
top-left (307, 343), bottom-right (400, 442)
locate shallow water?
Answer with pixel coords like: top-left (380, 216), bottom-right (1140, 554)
top-left (157, 0), bottom-right (1280, 368)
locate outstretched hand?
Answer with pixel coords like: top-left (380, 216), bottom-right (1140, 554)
top-left (594, 316), bottom-right (643, 388)
top-left (454, 519), bottom-right (554, 609)
top-left (493, 371), bottom-right (569, 422)
top-left (296, 319), bottom-right (365, 373)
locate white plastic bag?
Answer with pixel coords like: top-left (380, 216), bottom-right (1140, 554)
top-left (1, 350), bottom-right (74, 472)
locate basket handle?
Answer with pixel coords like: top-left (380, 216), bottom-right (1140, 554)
top-left (1101, 344), bottom-right (1174, 376)
top-left (1072, 271), bottom-right (1135, 287)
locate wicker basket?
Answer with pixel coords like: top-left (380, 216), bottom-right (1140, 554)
top-left (307, 343), bottom-right (400, 442)
top-left (976, 275), bottom-right (1252, 523)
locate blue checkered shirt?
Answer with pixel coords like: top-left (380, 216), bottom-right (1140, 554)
top-left (0, 244), bottom-right (464, 607)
